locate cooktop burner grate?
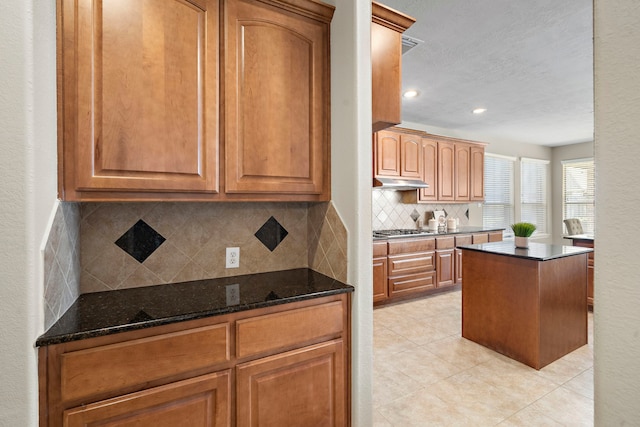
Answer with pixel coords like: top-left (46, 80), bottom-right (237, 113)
top-left (373, 229), bottom-right (434, 238)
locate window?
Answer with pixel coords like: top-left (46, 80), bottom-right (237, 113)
top-left (563, 158), bottom-right (595, 234)
top-left (520, 158), bottom-right (550, 235)
top-left (483, 154), bottom-right (515, 237)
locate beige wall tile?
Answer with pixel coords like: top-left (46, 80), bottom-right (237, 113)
top-left (76, 201), bottom-right (347, 292)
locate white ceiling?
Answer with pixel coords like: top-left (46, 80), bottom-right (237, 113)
top-left (380, 0), bottom-right (594, 147)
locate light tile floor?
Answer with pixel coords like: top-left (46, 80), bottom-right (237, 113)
top-left (374, 290), bottom-right (594, 426)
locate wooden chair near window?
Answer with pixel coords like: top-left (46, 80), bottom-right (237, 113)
top-left (564, 218), bottom-right (584, 235)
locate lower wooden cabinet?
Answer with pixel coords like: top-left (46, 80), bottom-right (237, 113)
top-left (435, 236), bottom-right (455, 288)
top-left (573, 238), bottom-right (594, 307)
top-left (373, 241), bottom-right (388, 303)
top-left (373, 232), bottom-right (503, 305)
top-left (39, 295), bottom-right (350, 427)
top-left (63, 371), bottom-right (231, 427)
top-left (236, 340), bottom-right (345, 426)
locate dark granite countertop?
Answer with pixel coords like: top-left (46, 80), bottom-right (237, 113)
top-left (459, 241), bottom-right (593, 261)
top-left (373, 226), bottom-right (505, 240)
top-left (563, 234), bottom-right (594, 241)
top-left (36, 268), bottom-right (353, 347)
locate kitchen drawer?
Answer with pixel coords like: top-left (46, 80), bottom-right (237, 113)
top-left (373, 240), bottom-right (388, 257)
top-left (472, 233), bottom-right (489, 244)
top-left (388, 251), bottom-right (435, 276)
top-left (388, 237), bottom-right (435, 255)
top-left (455, 234), bottom-right (472, 246)
top-left (436, 236), bottom-right (455, 249)
top-left (58, 324), bottom-right (230, 403)
top-left (236, 301), bottom-right (344, 359)
top-left (488, 231), bottom-right (503, 242)
top-left (389, 272), bottom-right (436, 295)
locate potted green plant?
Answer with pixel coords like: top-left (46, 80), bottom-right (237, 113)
top-left (511, 222), bottom-right (536, 248)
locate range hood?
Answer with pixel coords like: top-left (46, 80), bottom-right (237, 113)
top-left (373, 177), bottom-right (430, 191)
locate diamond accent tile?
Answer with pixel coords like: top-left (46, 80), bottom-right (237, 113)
top-left (255, 216), bottom-right (289, 252)
top-left (410, 209), bottom-right (420, 222)
top-left (115, 220), bottom-right (166, 263)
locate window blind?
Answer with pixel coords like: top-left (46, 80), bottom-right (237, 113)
top-left (562, 158), bottom-right (595, 234)
top-left (483, 154), bottom-right (515, 237)
top-left (520, 157), bottom-right (549, 235)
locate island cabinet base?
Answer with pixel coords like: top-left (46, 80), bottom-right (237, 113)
top-left (461, 250), bottom-right (588, 370)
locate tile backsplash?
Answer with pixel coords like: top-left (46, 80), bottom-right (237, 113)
top-left (43, 202), bottom-right (80, 329)
top-left (79, 201), bottom-right (347, 293)
top-left (372, 189), bottom-right (470, 230)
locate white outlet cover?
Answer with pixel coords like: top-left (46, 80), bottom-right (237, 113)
top-left (226, 247), bottom-right (240, 269)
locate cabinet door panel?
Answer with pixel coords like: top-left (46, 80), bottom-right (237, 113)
top-left (470, 146), bottom-right (485, 201)
top-left (64, 371), bottom-right (231, 427)
top-left (236, 340), bottom-right (346, 427)
top-left (65, 0), bottom-right (218, 194)
top-left (373, 256), bottom-right (388, 302)
top-left (419, 138), bottom-right (438, 200)
top-left (438, 141), bottom-right (455, 201)
top-left (225, 0), bottom-right (329, 195)
top-left (374, 131), bottom-right (401, 176)
top-left (371, 21), bottom-right (401, 132)
top-left (455, 144), bottom-right (470, 201)
top-left (400, 134), bottom-right (422, 179)
top-left (436, 249), bottom-right (455, 287)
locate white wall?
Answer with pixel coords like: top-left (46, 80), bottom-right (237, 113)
top-left (550, 141), bottom-right (594, 244)
top-left (593, 0), bottom-right (640, 423)
top-left (329, 0), bottom-right (374, 424)
top-left (0, 0), bottom-right (58, 424)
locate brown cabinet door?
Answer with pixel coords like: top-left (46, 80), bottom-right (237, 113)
top-left (455, 144), bottom-right (470, 201)
top-left (400, 134), bottom-right (422, 179)
top-left (236, 340), bottom-right (346, 427)
top-left (436, 249), bottom-right (455, 287)
top-left (470, 146), bottom-right (485, 201)
top-left (374, 130), bottom-right (401, 177)
top-left (64, 371), bottom-right (231, 427)
top-left (373, 256), bottom-right (389, 303)
top-left (371, 20), bottom-right (402, 132)
top-left (455, 248), bottom-right (463, 285)
top-left (224, 0), bottom-right (331, 196)
top-left (59, 0), bottom-right (219, 198)
top-left (419, 138), bottom-right (438, 201)
top-left (438, 141), bottom-right (455, 201)
top-left (371, 4), bottom-right (415, 132)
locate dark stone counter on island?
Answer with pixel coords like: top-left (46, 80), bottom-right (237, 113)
top-left (458, 241), bottom-right (593, 261)
top-left (36, 268), bottom-right (353, 347)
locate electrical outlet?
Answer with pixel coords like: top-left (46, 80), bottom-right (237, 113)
top-left (226, 247), bottom-right (240, 268)
top-left (226, 283), bottom-right (240, 306)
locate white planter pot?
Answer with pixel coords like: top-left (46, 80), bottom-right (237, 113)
top-left (515, 236), bottom-right (530, 248)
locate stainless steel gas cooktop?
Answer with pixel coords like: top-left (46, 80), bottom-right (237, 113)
top-left (372, 229), bottom-right (435, 238)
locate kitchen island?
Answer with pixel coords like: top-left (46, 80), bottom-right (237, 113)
top-left (459, 242), bottom-right (592, 369)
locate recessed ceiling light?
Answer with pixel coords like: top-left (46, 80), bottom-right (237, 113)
top-left (472, 108), bottom-right (487, 114)
top-left (403, 90), bottom-right (419, 99)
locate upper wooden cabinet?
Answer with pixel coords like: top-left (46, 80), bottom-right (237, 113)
top-left (437, 140), bottom-right (456, 202)
top-left (374, 129), bottom-right (422, 180)
top-left (418, 138), bottom-right (438, 201)
top-left (454, 143), bottom-right (471, 201)
top-left (57, 0), bottom-right (334, 202)
top-left (470, 145), bottom-right (485, 201)
top-left (371, 2), bottom-right (415, 132)
top-left (395, 132), bottom-right (486, 203)
top-left (224, 0), bottom-right (333, 198)
top-left (58, 0), bottom-right (220, 199)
